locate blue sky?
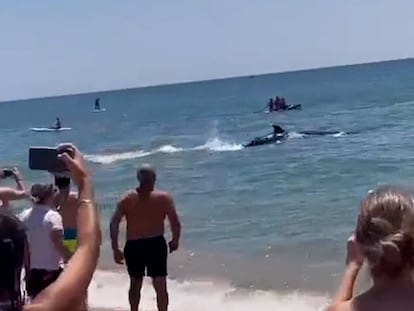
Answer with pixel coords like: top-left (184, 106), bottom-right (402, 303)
top-left (1, 0), bottom-right (413, 101)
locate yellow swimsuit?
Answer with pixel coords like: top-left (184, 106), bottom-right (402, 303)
top-left (63, 228), bottom-right (77, 254)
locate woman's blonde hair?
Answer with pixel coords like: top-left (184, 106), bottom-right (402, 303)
top-left (356, 186), bottom-right (414, 278)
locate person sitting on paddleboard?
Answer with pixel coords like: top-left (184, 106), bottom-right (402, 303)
top-left (272, 124), bottom-right (285, 136)
top-left (268, 98), bottom-right (274, 111)
top-left (54, 117), bottom-right (61, 129)
top-left (274, 97), bottom-right (281, 110)
top-left (280, 98), bottom-right (287, 109)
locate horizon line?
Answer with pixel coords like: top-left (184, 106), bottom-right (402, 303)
top-left (2, 56), bottom-right (412, 104)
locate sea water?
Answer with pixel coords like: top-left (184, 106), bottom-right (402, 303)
top-left (2, 59), bottom-right (414, 310)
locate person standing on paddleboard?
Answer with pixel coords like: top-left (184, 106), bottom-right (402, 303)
top-left (53, 118), bottom-right (61, 130)
top-left (94, 98), bottom-right (100, 110)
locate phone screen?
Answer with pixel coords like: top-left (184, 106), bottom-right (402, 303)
top-left (29, 147), bottom-right (68, 174)
top-left (2, 169), bottom-right (13, 177)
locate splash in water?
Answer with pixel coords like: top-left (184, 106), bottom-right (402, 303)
top-left (85, 136), bottom-right (243, 164)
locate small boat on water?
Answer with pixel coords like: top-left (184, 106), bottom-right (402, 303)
top-left (267, 104), bottom-right (302, 113)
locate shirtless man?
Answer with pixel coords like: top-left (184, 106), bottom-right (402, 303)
top-left (110, 164), bottom-right (181, 311)
top-left (55, 177), bottom-right (78, 255)
top-left (54, 176), bottom-right (88, 311)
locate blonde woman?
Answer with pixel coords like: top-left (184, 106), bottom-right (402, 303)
top-left (327, 186), bottom-right (414, 311)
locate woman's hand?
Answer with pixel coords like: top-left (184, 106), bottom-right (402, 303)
top-left (57, 144), bottom-right (89, 185)
top-left (11, 168), bottom-right (22, 181)
top-left (346, 234), bottom-right (364, 268)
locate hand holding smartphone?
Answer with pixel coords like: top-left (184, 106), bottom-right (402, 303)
top-left (2, 169), bottom-right (13, 178)
top-left (29, 147), bottom-right (72, 176)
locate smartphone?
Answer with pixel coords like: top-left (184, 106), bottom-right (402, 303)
top-left (54, 176), bottom-right (71, 189)
top-left (2, 169), bottom-right (13, 178)
top-left (29, 147), bottom-right (69, 174)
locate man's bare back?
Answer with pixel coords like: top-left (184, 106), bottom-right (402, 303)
top-left (110, 164), bottom-right (181, 311)
top-left (120, 189), bottom-right (173, 240)
top-left (59, 193), bottom-right (78, 229)
top-left (55, 178), bottom-right (89, 311)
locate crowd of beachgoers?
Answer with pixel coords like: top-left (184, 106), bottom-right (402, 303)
top-left (0, 143), bottom-right (413, 311)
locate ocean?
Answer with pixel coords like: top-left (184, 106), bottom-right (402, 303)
top-left (2, 58), bottom-right (414, 310)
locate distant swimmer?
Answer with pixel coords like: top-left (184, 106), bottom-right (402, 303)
top-left (53, 117), bottom-right (62, 129)
top-left (94, 97), bottom-right (100, 110)
top-left (110, 164), bottom-right (182, 311)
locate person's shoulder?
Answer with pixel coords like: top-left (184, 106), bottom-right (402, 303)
top-left (325, 301), bottom-right (352, 311)
top-left (118, 190), bottom-right (137, 210)
top-left (153, 189), bottom-right (171, 197)
top-left (68, 192), bottom-right (78, 199)
top-left (120, 189), bottom-right (137, 201)
top-left (152, 190), bottom-right (174, 205)
top-left (45, 209), bottom-right (62, 221)
top-left (23, 302), bottom-right (46, 311)
top-left (45, 210), bottom-right (63, 228)
top-left (65, 192), bottom-right (79, 203)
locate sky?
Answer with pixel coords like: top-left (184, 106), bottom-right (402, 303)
top-left (1, 0), bottom-right (414, 101)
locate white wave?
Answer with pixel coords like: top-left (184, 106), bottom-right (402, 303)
top-left (85, 150), bottom-right (152, 164)
top-left (88, 269), bottom-right (329, 311)
top-left (332, 131), bottom-right (346, 137)
top-left (85, 137), bottom-right (243, 164)
top-left (287, 132), bottom-right (305, 139)
top-left (156, 145), bottom-right (184, 153)
top-left (393, 100), bottom-right (414, 107)
top-left (287, 131), bottom-right (346, 139)
top-left (194, 137), bottom-right (243, 152)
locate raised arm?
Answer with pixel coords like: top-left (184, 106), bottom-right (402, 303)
top-left (326, 235), bottom-right (364, 311)
top-left (0, 187), bottom-right (27, 202)
top-left (12, 168), bottom-right (25, 191)
top-left (27, 144), bottom-right (101, 311)
top-left (0, 169), bottom-right (27, 204)
top-left (326, 264), bottom-right (360, 311)
top-left (165, 193), bottom-right (181, 252)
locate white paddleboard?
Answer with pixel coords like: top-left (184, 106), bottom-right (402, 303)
top-left (30, 127), bottom-right (72, 132)
top-left (92, 108), bottom-right (106, 113)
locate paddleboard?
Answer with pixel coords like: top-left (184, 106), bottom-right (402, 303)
top-left (92, 108), bottom-right (106, 113)
top-left (265, 104), bottom-right (302, 113)
top-left (30, 127), bottom-right (72, 132)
